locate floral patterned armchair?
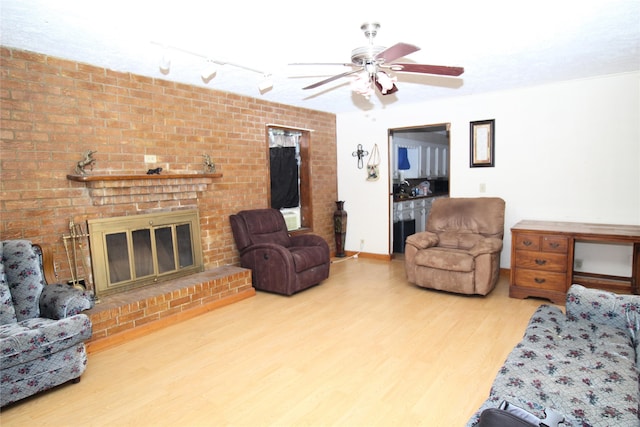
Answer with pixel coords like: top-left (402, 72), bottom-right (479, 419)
top-left (0, 240), bottom-right (94, 407)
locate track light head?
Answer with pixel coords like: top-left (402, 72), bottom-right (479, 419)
top-left (201, 61), bottom-right (217, 82)
top-left (258, 74), bottom-right (273, 93)
top-left (159, 52), bottom-right (171, 74)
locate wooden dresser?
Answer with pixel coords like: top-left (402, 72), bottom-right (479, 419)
top-left (510, 220), bottom-right (640, 304)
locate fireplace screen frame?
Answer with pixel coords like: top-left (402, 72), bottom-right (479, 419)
top-left (88, 209), bottom-right (204, 297)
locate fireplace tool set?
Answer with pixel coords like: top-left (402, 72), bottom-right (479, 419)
top-left (62, 220), bottom-right (93, 292)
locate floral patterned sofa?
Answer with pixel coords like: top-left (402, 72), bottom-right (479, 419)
top-left (0, 240), bottom-right (94, 407)
top-left (467, 284), bottom-right (640, 426)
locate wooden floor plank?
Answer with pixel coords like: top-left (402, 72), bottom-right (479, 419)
top-left (0, 257), bottom-right (549, 426)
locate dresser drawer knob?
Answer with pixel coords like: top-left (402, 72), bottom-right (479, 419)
top-left (534, 278), bottom-right (546, 284)
top-left (535, 259), bottom-right (547, 265)
top-left (523, 240), bottom-right (533, 246)
top-left (549, 242), bottom-right (560, 248)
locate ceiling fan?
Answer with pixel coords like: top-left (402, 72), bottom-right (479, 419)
top-left (292, 22), bottom-right (464, 97)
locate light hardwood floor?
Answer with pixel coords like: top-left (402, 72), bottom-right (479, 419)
top-left (1, 257), bottom-right (550, 426)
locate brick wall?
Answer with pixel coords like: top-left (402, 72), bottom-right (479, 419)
top-left (0, 47), bottom-right (337, 281)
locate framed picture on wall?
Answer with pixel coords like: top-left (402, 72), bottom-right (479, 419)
top-left (470, 119), bottom-right (495, 167)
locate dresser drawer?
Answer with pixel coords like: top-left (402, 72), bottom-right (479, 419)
top-left (542, 236), bottom-right (569, 253)
top-left (515, 234), bottom-right (569, 253)
top-left (514, 234), bottom-right (541, 251)
top-left (515, 250), bottom-right (567, 272)
top-left (514, 269), bottom-right (567, 291)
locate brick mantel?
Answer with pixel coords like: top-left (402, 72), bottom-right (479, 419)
top-left (66, 172), bottom-right (223, 182)
top-left (67, 173), bottom-right (223, 206)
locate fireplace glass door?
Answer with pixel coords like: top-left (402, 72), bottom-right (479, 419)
top-left (89, 210), bottom-right (203, 297)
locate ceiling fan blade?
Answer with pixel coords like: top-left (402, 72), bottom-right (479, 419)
top-left (302, 69), bottom-right (362, 90)
top-left (375, 43), bottom-right (420, 63)
top-left (389, 63), bottom-right (464, 76)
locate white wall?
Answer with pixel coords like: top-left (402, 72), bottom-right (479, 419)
top-left (336, 72), bottom-right (640, 269)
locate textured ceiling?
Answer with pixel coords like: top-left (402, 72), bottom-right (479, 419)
top-left (1, 0), bottom-right (639, 114)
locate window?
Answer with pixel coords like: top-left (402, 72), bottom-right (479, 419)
top-left (267, 126), bottom-right (312, 231)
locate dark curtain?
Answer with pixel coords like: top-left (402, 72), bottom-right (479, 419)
top-left (270, 146), bottom-right (299, 209)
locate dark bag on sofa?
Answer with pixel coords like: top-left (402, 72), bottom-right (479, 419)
top-left (477, 408), bottom-right (538, 427)
top-left (478, 401), bottom-right (565, 427)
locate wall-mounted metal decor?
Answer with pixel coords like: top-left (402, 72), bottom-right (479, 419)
top-left (352, 144), bottom-right (369, 169)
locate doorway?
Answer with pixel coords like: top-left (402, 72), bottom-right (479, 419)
top-left (389, 123), bottom-right (451, 256)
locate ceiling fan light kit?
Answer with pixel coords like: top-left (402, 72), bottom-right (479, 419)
top-left (351, 72), bottom-right (375, 98)
top-left (375, 71), bottom-right (397, 94)
top-left (296, 22), bottom-right (464, 97)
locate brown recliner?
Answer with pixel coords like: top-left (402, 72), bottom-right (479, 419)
top-left (230, 208), bottom-right (330, 295)
top-left (404, 197), bottom-right (506, 295)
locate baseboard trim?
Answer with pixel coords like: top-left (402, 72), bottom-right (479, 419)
top-left (344, 251), bottom-right (392, 261)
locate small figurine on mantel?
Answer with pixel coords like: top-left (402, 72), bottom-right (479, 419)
top-left (203, 154), bottom-right (216, 173)
top-left (75, 150), bottom-right (97, 175)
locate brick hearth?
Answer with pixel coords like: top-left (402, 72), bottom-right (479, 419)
top-left (85, 266), bottom-right (254, 353)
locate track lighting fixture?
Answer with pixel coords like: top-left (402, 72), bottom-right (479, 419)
top-left (151, 41), bottom-right (273, 93)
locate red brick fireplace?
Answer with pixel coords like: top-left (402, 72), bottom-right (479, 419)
top-left (68, 172), bottom-right (256, 352)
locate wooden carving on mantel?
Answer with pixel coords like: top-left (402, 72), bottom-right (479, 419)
top-left (75, 150), bottom-right (97, 175)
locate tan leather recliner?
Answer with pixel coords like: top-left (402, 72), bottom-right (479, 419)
top-left (404, 197), bottom-right (506, 295)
